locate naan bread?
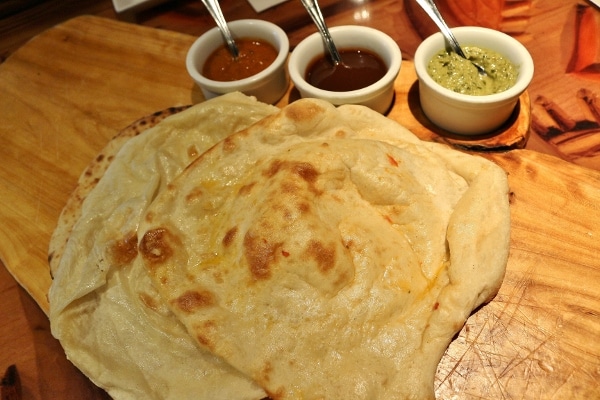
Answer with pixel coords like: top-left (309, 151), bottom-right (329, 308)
top-left (48, 92), bottom-right (278, 399)
top-left (139, 99), bottom-right (510, 399)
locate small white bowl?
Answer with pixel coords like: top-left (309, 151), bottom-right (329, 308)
top-left (186, 19), bottom-right (289, 104)
top-left (288, 26), bottom-right (402, 114)
top-left (414, 26), bottom-right (534, 135)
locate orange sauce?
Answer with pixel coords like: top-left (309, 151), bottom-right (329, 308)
top-left (203, 38), bottom-right (278, 81)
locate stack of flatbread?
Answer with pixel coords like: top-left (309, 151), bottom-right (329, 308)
top-left (48, 92), bottom-right (510, 400)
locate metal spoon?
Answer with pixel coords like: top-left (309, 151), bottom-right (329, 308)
top-left (200, 0), bottom-right (239, 59)
top-left (300, 0), bottom-right (342, 65)
top-left (415, 0), bottom-right (486, 75)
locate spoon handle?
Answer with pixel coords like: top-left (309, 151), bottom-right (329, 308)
top-left (300, 0), bottom-right (342, 64)
top-left (200, 0), bottom-right (239, 58)
top-left (415, 0), bottom-right (467, 58)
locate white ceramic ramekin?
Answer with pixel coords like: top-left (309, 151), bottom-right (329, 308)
top-left (186, 19), bottom-right (289, 104)
top-left (288, 25), bottom-right (402, 114)
top-left (414, 26), bottom-right (534, 135)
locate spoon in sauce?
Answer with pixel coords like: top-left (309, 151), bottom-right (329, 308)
top-left (300, 0), bottom-right (342, 65)
top-left (415, 0), bottom-right (487, 75)
top-left (200, 0), bottom-right (239, 59)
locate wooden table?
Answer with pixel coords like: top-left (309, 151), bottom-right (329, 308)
top-left (1, 1), bottom-right (599, 398)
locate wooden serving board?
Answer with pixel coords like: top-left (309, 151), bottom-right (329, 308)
top-left (0, 15), bottom-right (599, 399)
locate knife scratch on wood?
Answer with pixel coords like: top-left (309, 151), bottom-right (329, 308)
top-left (1, 364), bottom-right (21, 400)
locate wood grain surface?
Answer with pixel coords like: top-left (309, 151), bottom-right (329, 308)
top-left (0, 15), bottom-right (599, 399)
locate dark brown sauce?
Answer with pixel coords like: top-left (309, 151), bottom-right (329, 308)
top-left (203, 37), bottom-right (278, 82)
top-left (306, 48), bottom-right (387, 92)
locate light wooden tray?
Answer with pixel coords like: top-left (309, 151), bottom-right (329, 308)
top-left (0, 15), bottom-right (598, 399)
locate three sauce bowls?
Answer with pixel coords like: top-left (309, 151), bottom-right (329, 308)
top-left (186, 20), bottom-right (534, 133)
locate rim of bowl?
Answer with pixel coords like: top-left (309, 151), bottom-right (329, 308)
top-left (186, 19), bottom-right (290, 90)
top-left (414, 26), bottom-right (534, 105)
top-left (288, 26), bottom-right (402, 101)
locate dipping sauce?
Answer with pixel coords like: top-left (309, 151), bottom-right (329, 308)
top-left (306, 48), bottom-right (387, 92)
top-left (427, 46), bottom-right (518, 95)
top-left (203, 38), bottom-right (278, 81)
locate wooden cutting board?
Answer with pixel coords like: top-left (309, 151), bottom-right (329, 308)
top-left (0, 15), bottom-right (598, 399)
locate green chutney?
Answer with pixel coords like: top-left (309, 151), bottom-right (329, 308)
top-left (427, 46), bottom-right (518, 95)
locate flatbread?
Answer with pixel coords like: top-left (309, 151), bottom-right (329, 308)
top-left (138, 98), bottom-right (510, 399)
top-left (48, 92), bottom-right (279, 399)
